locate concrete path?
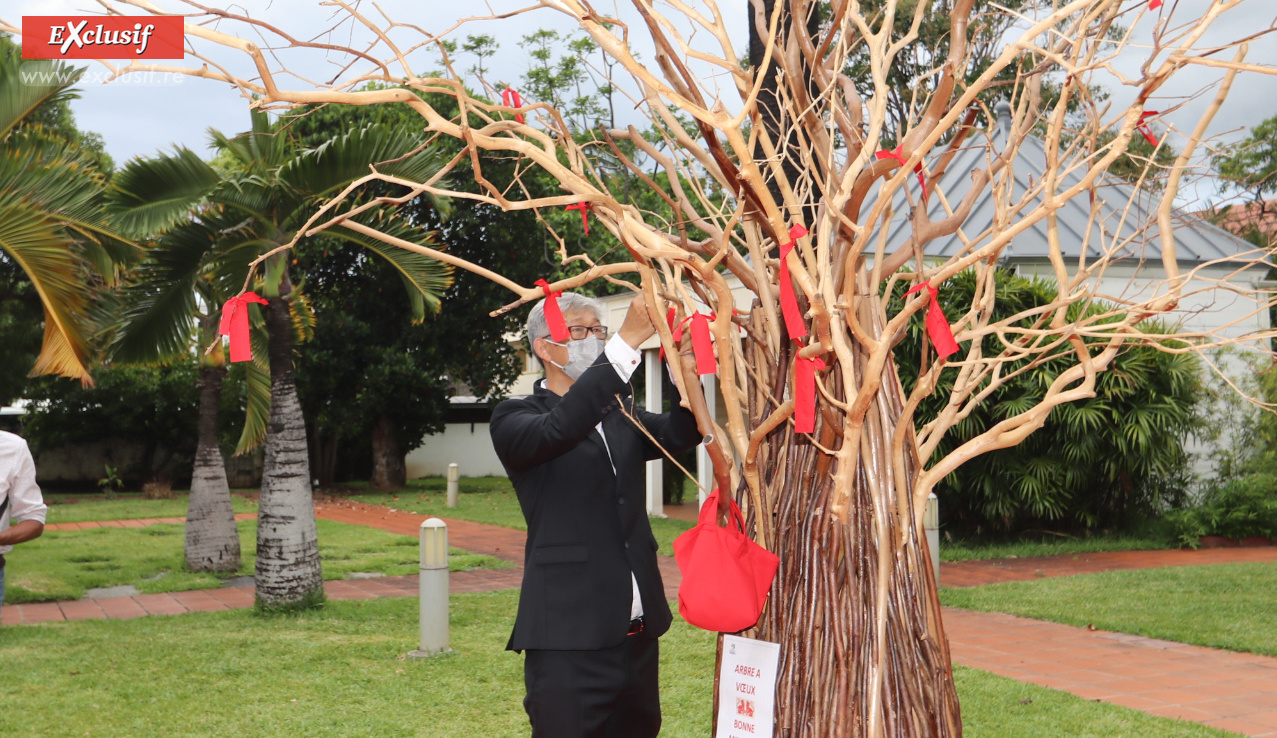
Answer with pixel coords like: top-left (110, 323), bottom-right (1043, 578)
top-left (6, 499), bottom-right (1277, 736)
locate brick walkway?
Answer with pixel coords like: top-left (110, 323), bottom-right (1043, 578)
top-left (7, 500), bottom-right (1277, 735)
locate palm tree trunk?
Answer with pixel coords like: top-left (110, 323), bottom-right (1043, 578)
top-left (185, 363), bottom-right (242, 572)
top-left (370, 414), bottom-right (406, 490)
top-left (256, 276), bottom-right (324, 608)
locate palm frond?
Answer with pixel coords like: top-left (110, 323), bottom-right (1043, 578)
top-left (233, 323), bottom-right (272, 456)
top-left (109, 147), bottom-right (221, 236)
top-left (210, 110), bottom-right (291, 177)
top-left (0, 205), bottom-right (93, 383)
top-left (329, 215), bottom-right (453, 321)
top-left (281, 124), bottom-right (452, 213)
top-left (0, 53), bottom-right (83, 139)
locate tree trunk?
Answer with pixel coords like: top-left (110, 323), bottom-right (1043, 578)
top-left (369, 414), bottom-right (406, 490)
top-left (735, 301), bottom-right (961, 737)
top-left (185, 364), bottom-right (241, 573)
top-left (256, 275), bottom-right (324, 609)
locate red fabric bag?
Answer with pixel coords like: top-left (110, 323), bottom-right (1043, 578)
top-left (673, 489), bottom-right (781, 633)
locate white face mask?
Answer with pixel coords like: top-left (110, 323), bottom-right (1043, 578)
top-left (546, 335), bottom-right (605, 380)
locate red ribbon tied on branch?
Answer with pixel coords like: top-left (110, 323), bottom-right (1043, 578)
top-left (904, 282), bottom-right (959, 361)
top-left (1137, 110), bottom-right (1160, 147)
top-left (501, 88), bottom-right (525, 124)
top-left (778, 224), bottom-right (810, 340)
top-left (1149, 0), bottom-right (1162, 10)
top-left (218, 292), bottom-right (268, 363)
top-left (565, 202), bottom-right (592, 236)
top-left (535, 279), bottom-right (570, 342)
top-left (794, 353), bottom-right (826, 434)
top-left (661, 308), bottom-right (717, 375)
top-left (876, 145), bottom-right (928, 203)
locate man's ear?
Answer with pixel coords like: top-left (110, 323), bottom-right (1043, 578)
top-left (532, 337), bottom-right (551, 363)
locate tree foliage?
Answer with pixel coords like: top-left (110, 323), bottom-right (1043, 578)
top-left (1215, 113), bottom-right (1277, 206)
top-left (281, 93), bottom-right (544, 484)
top-left (896, 269), bottom-right (1201, 535)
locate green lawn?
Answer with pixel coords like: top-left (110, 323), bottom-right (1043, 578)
top-left (350, 476), bottom-right (696, 556)
top-left (941, 562), bottom-right (1277, 657)
top-left (939, 534), bottom-right (1174, 562)
top-left (43, 492), bottom-right (259, 524)
top-left (3, 519), bottom-right (509, 604)
top-left (0, 591), bottom-right (1234, 737)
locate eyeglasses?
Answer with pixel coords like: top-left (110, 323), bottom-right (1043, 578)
top-left (567, 325), bottom-right (609, 340)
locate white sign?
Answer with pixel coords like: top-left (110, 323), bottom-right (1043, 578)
top-left (716, 634), bottom-right (781, 738)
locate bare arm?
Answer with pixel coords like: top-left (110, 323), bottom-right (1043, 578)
top-left (0, 519), bottom-right (44, 546)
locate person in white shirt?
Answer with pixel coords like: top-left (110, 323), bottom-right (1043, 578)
top-left (0, 430), bottom-right (47, 614)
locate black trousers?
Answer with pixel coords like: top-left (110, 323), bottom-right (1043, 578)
top-left (523, 636), bottom-right (661, 738)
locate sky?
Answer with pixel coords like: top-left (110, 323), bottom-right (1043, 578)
top-left (8, 0), bottom-right (1276, 208)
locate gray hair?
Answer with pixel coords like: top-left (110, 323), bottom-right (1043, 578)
top-left (526, 292), bottom-right (604, 350)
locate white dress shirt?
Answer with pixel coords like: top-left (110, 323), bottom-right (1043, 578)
top-left (600, 336), bottom-right (646, 620)
top-left (0, 431), bottom-right (47, 555)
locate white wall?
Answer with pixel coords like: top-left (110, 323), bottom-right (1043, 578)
top-left (405, 422), bottom-right (508, 478)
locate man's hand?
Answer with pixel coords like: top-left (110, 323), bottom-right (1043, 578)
top-left (617, 295), bottom-right (657, 349)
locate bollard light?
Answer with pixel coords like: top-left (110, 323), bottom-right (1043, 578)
top-left (408, 518), bottom-right (451, 658)
top-left (924, 492), bottom-right (940, 586)
top-left (446, 463), bottom-right (459, 508)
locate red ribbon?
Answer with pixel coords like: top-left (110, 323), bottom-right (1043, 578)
top-left (778, 224), bottom-right (809, 340)
top-left (501, 88), bottom-right (525, 124)
top-left (566, 202), bottom-right (592, 236)
top-left (876, 145), bottom-right (928, 203)
top-left (905, 283), bottom-right (959, 360)
top-left (661, 308), bottom-right (717, 375)
top-left (218, 292), bottom-right (268, 363)
top-left (794, 354), bottom-right (825, 434)
top-left (688, 312), bottom-right (717, 375)
top-left (1149, 0), bottom-right (1162, 9)
top-left (535, 279), bottom-right (570, 342)
top-left (1137, 110), bottom-right (1160, 147)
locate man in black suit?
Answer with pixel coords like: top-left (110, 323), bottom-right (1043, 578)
top-left (490, 292), bottom-right (702, 738)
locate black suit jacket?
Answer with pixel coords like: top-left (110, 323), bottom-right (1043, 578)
top-left (490, 353), bottom-right (701, 651)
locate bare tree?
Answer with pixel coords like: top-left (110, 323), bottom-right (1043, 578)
top-left (16, 0), bottom-right (1275, 733)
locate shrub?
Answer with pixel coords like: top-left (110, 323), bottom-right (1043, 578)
top-left (895, 269), bottom-right (1202, 536)
top-left (1168, 473), bottom-right (1277, 547)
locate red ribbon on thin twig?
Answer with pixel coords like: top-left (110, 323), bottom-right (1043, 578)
top-left (566, 202), bottom-right (592, 236)
top-left (794, 353), bottom-right (825, 434)
top-left (1137, 110), bottom-right (1160, 147)
top-left (778, 224), bottom-right (809, 340)
top-left (905, 282), bottom-right (959, 360)
top-left (1149, 0), bottom-right (1162, 9)
top-left (218, 292), bottom-right (268, 363)
top-left (535, 279), bottom-right (570, 342)
top-left (876, 145), bottom-right (928, 203)
top-left (661, 308), bottom-right (717, 375)
top-left (501, 88), bottom-right (525, 124)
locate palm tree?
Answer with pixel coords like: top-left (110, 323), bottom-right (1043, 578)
top-left (110, 111), bottom-right (452, 607)
top-left (108, 209), bottom-right (258, 573)
top-left (0, 44), bottom-right (132, 385)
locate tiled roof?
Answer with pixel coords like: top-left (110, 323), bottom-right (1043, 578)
top-left (874, 102), bottom-right (1260, 266)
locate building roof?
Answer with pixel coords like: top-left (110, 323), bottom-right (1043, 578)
top-left (875, 102), bottom-right (1259, 266)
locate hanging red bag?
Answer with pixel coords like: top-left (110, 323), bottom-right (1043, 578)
top-left (673, 489), bottom-right (781, 633)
